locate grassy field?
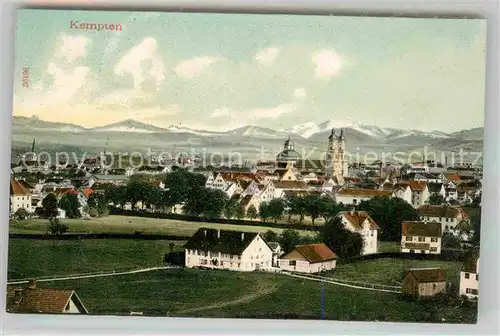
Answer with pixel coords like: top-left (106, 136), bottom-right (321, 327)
top-left (9, 215), bottom-right (306, 237)
top-left (10, 268), bottom-right (476, 323)
top-left (378, 241), bottom-right (401, 253)
top-left (331, 258), bottom-right (463, 287)
top-left (7, 238), bottom-right (185, 280)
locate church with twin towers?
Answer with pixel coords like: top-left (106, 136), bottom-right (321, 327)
top-left (275, 128), bottom-right (349, 179)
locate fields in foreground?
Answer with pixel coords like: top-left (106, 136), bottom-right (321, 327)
top-left (332, 258), bottom-right (463, 287)
top-left (7, 238), bottom-right (185, 280)
top-left (9, 215), bottom-right (304, 237)
top-left (10, 268), bottom-right (476, 323)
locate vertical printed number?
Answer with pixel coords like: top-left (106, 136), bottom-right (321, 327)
top-left (22, 67), bottom-right (29, 88)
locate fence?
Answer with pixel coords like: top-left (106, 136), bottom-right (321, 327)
top-left (109, 208), bottom-right (319, 232)
top-left (288, 272), bottom-right (402, 292)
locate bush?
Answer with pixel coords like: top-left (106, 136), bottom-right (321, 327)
top-left (14, 208), bottom-right (29, 220)
top-left (47, 218), bottom-right (69, 236)
top-left (89, 207), bottom-right (99, 217)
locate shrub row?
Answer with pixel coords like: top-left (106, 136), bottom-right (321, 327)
top-left (338, 249), bottom-right (467, 265)
top-left (109, 208), bottom-right (319, 232)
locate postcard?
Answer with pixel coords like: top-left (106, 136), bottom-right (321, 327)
top-left (7, 9), bottom-right (485, 323)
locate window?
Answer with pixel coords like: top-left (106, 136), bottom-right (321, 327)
top-left (410, 250), bottom-right (415, 254)
top-left (418, 237), bottom-right (424, 242)
top-left (476, 274), bottom-right (479, 281)
top-left (259, 248), bottom-right (262, 252)
top-left (237, 263), bottom-right (240, 267)
top-left (289, 261), bottom-right (297, 266)
top-left (187, 250), bottom-right (190, 255)
top-left (431, 238), bottom-right (437, 242)
top-left (430, 247), bottom-right (437, 252)
top-left (405, 236), bottom-right (412, 241)
top-left (353, 199), bottom-right (357, 204)
top-left (465, 273), bottom-right (470, 279)
top-left (466, 288), bottom-right (478, 295)
top-left (445, 225), bottom-right (449, 230)
top-left (256, 255), bottom-right (259, 259)
top-left (433, 284), bottom-right (436, 289)
top-left (200, 259), bottom-right (208, 265)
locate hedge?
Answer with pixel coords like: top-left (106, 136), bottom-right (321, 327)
top-left (109, 208), bottom-right (319, 232)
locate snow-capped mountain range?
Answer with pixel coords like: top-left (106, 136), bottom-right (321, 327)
top-left (12, 116), bottom-right (483, 144)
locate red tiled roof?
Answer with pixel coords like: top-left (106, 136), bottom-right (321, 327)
top-left (337, 188), bottom-right (393, 197)
top-left (443, 173), bottom-right (461, 182)
top-left (284, 243), bottom-right (337, 263)
top-left (10, 179), bottom-right (30, 196)
top-left (339, 211), bottom-right (380, 230)
top-left (273, 181), bottom-right (308, 190)
top-left (82, 188), bottom-right (94, 198)
top-left (6, 287), bottom-right (88, 314)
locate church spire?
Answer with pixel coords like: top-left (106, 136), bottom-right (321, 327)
top-left (31, 138), bottom-right (36, 153)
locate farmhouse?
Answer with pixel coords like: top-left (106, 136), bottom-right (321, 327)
top-left (401, 221), bottom-right (442, 254)
top-left (184, 228), bottom-right (273, 272)
top-left (278, 243), bottom-right (337, 273)
top-left (402, 268), bottom-right (446, 298)
top-left (417, 205), bottom-right (467, 236)
top-left (10, 178), bottom-right (32, 214)
top-left (459, 250), bottom-right (479, 299)
top-left (6, 280), bottom-right (88, 314)
top-left (336, 211), bottom-right (380, 255)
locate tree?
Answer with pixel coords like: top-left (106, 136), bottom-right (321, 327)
top-left (279, 229), bottom-right (302, 253)
top-left (164, 170), bottom-right (206, 207)
top-left (59, 194), bottom-right (81, 219)
top-left (267, 198), bottom-right (285, 223)
top-left (183, 187), bottom-right (228, 218)
top-left (105, 185), bottom-right (128, 209)
top-left (287, 196), bottom-right (307, 223)
top-left (263, 230), bottom-right (279, 242)
top-left (14, 208), bottom-right (29, 220)
top-left (234, 202), bottom-right (246, 220)
top-left (259, 202), bottom-right (270, 222)
top-left (47, 218), bottom-right (68, 236)
top-left (442, 235), bottom-right (462, 249)
top-left (224, 198), bottom-right (238, 219)
top-left (41, 193), bottom-right (58, 219)
top-left (88, 207), bottom-right (99, 217)
top-left (303, 195), bottom-right (330, 225)
top-left (357, 196), bottom-right (420, 241)
top-left (468, 207), bottom-right (481, 246)
top-left (428, 193), bottom-right (445, 205)
top-left (319, 217), bottom-right (364, 258)
top-left (321, 200), bottom-right (343, 222)
top-left (126, 180), bottom-right (151, 210)
top-left (246, 205), bottom-right (258, 220)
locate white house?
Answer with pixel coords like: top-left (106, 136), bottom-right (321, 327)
top-left (10, 179), bottom-right (32, 214)
top-left (395, 181), bottom-right (430, 208)
top-left (273, 181), bottom-right (309, 198)
top-left (335, 188), bottom-right (394, 206)
top-left (278, 243), bottom-right (337, 273)
top-left (394, 184), bottom-right (413, 206)
top-left (459, 251), bottom-right (479, 299)
top-left (417, 205), bottom-right (467, 237)
top-left (401, 221), bottom-right (442, 254)
top-left (184, 228), bottom-right (273, 272)
top-left (336, 211), bottom-right (380, 255)
top-left (427, 183), bottom-right (447, 200)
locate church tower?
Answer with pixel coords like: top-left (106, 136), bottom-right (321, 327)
top-left (326, 129), bottom-right (349, 178)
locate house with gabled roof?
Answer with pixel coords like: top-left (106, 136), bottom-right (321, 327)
top-left (459, 249), bottom-right (479, 299)
top-left (427, 182), bottom-right (446, 200)
top-left (402, 268), bottom-right (446, 297)
top-left (184, 228), bottom-right (273, 272)
top-left (278, 243), bottom-right (337, 273)
top-left (6, 280), bottom-right (88, 314)
top-left (418, 205), bottom-right (467, 237)
top-left (336, 211), bottom-right (380, 255)
top-left (394, 181), bottom-right (430, 208)
top-left (10, 178), bottom-right (32, 214)
top-left (401, 221), bottom-right (442, 254)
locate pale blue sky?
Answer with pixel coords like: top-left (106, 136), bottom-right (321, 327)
top-left (12, 9), bottom-right (487, 132)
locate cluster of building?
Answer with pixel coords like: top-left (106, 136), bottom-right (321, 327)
top-left (182, 226), bottom-right (479, 300)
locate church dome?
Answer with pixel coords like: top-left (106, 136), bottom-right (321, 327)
top-left (276, 149), bottom-right (301, 162)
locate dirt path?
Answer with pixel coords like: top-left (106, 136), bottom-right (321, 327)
top-left (7, 266), bottom-right (179, 285)
top-left (174, 282), bottom-right (280, 314)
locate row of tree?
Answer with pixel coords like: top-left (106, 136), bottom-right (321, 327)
top-left (263, 216), bottom-right (364, 258)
